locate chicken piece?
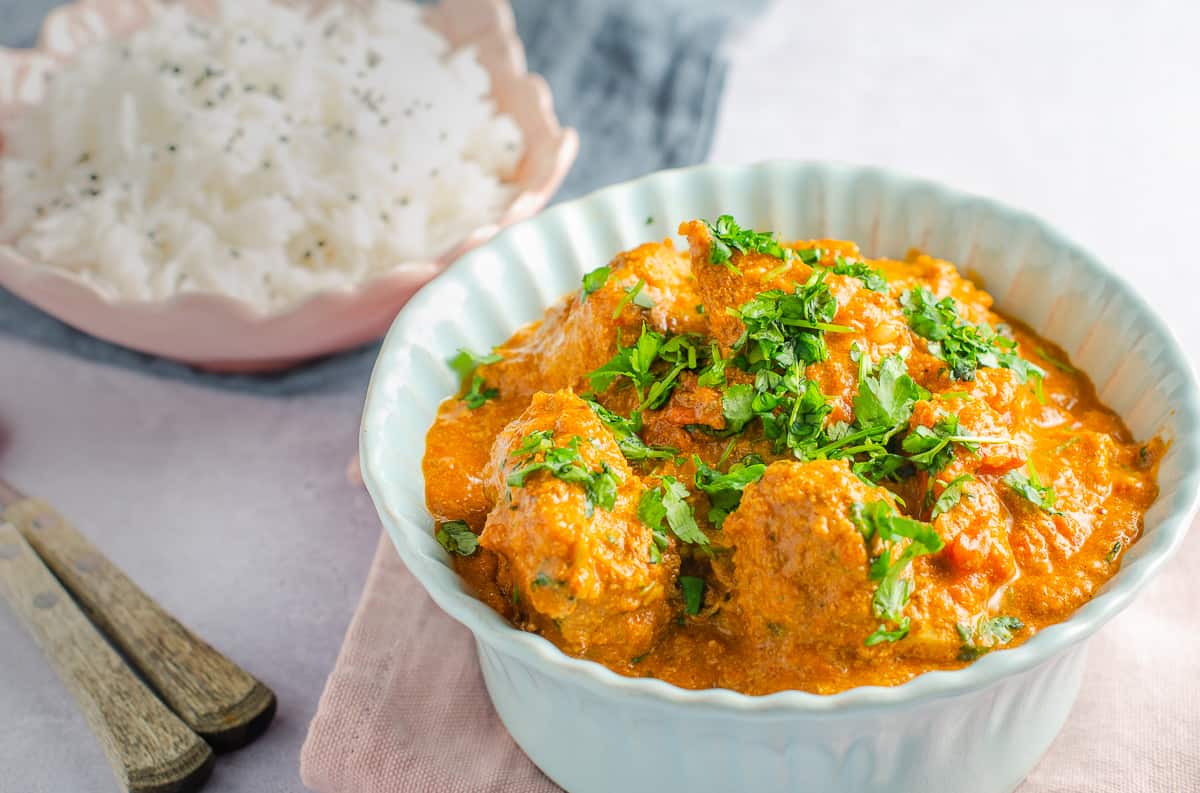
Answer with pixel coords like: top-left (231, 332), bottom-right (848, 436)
top-left (1008, 429), bottom-right (1125, 576)
top-left (480, 390), bottom-right (678, 660)
top-left (721, 459), bottom-right (886, 652)
top-left (424, 240), bottom-right (702, 527)
top-left (875, 249), bottom-right (997, 327)
top-left (906, 394), bottom-right (1030, 481)
top-left (807, 285), bottom-right (917, 424)
top-left (679, 219), bottom-right (860, 352)
top-left (508, 239), bottom-right (704, 396)
top-left (902, 477), bottom-right (1018, 660)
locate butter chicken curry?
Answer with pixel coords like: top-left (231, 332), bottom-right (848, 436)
top-left (422, 216), bottom-right (1161, 695)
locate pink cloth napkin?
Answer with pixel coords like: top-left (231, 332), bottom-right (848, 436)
top-left (300, 527), bottom-right (1200, 793)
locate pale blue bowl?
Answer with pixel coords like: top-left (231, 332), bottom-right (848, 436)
top-left (360, 161), bottom-right (1200, 793)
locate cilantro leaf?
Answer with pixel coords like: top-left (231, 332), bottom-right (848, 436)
top-left (580, 265), bottom-right (611, 299)
top-left (639, 477), bottom-right (708, 546)
top-left (512, 429), bottom-right (554, 457)
top-left (850, 500), bottom-right (943, 646)
top-left (853, 354), bottom-right (929, 430)
top-left (704, 214), bottom-right (792, 265)
top-left (679, 575), bottom-right (706, 615)
top-left (721, 383), bottom-right (756, 433)
top-left (930, 473), bottom-right (973, 519)
top-left (830, 255), bottom-right (887, 292)
top-left (1003, 464), bottom-right (1062, 515)
top-left (436, 520), bottom-right (479, 556)
top-left (900, 288), bottom-right (1044, 385)
top-left (696, 343), bottom-right (727, 388)
top-left (587, 326), bottom-right (703, 413)
top-left (956, 615), bottom-right (1024, 660)
top-left (637, 487), bottom-right (670, 563)
top-left (586, 401), bottom-right (676, 462)
top-left (901, 414), bottom-right (1008, 475)
top-left (851, 453), bottom-right (911, 484)
top-left (462, 375), bottom-right (499, 409)
top-left (692, 454), bottom-right (767, 527)
top-left (731, 270), bottom-right (848, 371)
top-left (865, 623), bottom-right (911, 646)
top-left (588, 464), bottom-right (620, 513)
top-left (811, 353), bottom-right (924, 483)
top-left (507, 432), bottom-right (622, 515)
top-left (448, 347), bottom-right (503, 382)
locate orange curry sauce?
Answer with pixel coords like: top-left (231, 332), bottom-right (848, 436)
top-left (421, 219), bottom-right (1160, 695)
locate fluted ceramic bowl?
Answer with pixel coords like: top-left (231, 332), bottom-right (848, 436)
top-left (359, 161), bottom-right (1200, 793)
top-left (0, 0), bottom-right (577, 371)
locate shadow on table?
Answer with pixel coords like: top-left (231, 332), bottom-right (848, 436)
top-left (1, 288), bottom-right (380, 397)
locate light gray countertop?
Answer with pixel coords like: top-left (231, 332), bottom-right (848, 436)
top-left (0, 337), bottom-right (381, 792)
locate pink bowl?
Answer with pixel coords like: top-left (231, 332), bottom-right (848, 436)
top-left (0, 0), bottom-right (578, 372)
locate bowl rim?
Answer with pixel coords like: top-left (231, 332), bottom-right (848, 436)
top-left (0, 0), bottom-right (579, 321)
top-left (360, 159), bottom-right (1200, 714)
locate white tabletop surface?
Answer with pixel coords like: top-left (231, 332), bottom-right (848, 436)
top-left (3, 1), bottom-right (1199, 791)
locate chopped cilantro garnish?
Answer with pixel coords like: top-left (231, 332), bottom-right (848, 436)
top-left (704, 214), bottom-right (791, 266)
top-left (588, 326), bottom-right (703, 413)
top-left (645, 215), bottom-right (654, 225)
top-left (462, 375), bottom-right (499, 409)
top-left (450, 348), bottom-right (502, 408)
top-left (448, 347), bottom-right (503, 381)
top-left (638, 477), bottom-right (708, 547)
top-left (956, 615), bottom-right (1024, 660)
top-left (692, 454), bottom-right (767, 527)
top-left (930, 473), bottom-right (973, 519)
top-left (901, 414), bottom-right (1008, 474)
top-left (850, 500), bottom-right (944, 645)
top-left (731, 271), bottom-right (849, 369)
top-left (507, 432), bottom-right (621, 515)
top-left (754, 374), bottom-right (831, 457)
top-left (586, 401), bottom-right (675, 461)
top-left (1003, 464), bottom-right (1061, 515)
top-left (720, 383), bottom-right (756, 432)
top-left (808, 354), bottom-right (926, 482)
top-left (712, 271), bottom-right (848, 457)
top-left (580, 265), bottom-right (611, 299)
top-left (900, 288), bottom-right (1044, 386)
top-left (852, 354), bottom-right (929, 431)
top-left (830, 255), bottom-right (887, 292)
top-left (679, 575), bottom-right (706, 615)
top-left (532, 572), bottom-right (553, 588)
top-left (435, 520), bottom-right (478, 556)
top-left (451, 347), bottom-right (504, 381)
top-left (696, 343), bottom-right (727, 388)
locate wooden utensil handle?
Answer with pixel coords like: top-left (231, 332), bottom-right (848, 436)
top-left (0, 490), bottom-right (276, 750)
top-left (0, 524), bottom-right (214, 793)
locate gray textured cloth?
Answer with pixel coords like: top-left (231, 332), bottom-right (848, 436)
top-left (0, 1), bottom-right (749, 791)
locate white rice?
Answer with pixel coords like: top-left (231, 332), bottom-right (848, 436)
top-left (0, 0), bottom-right (523, 311)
